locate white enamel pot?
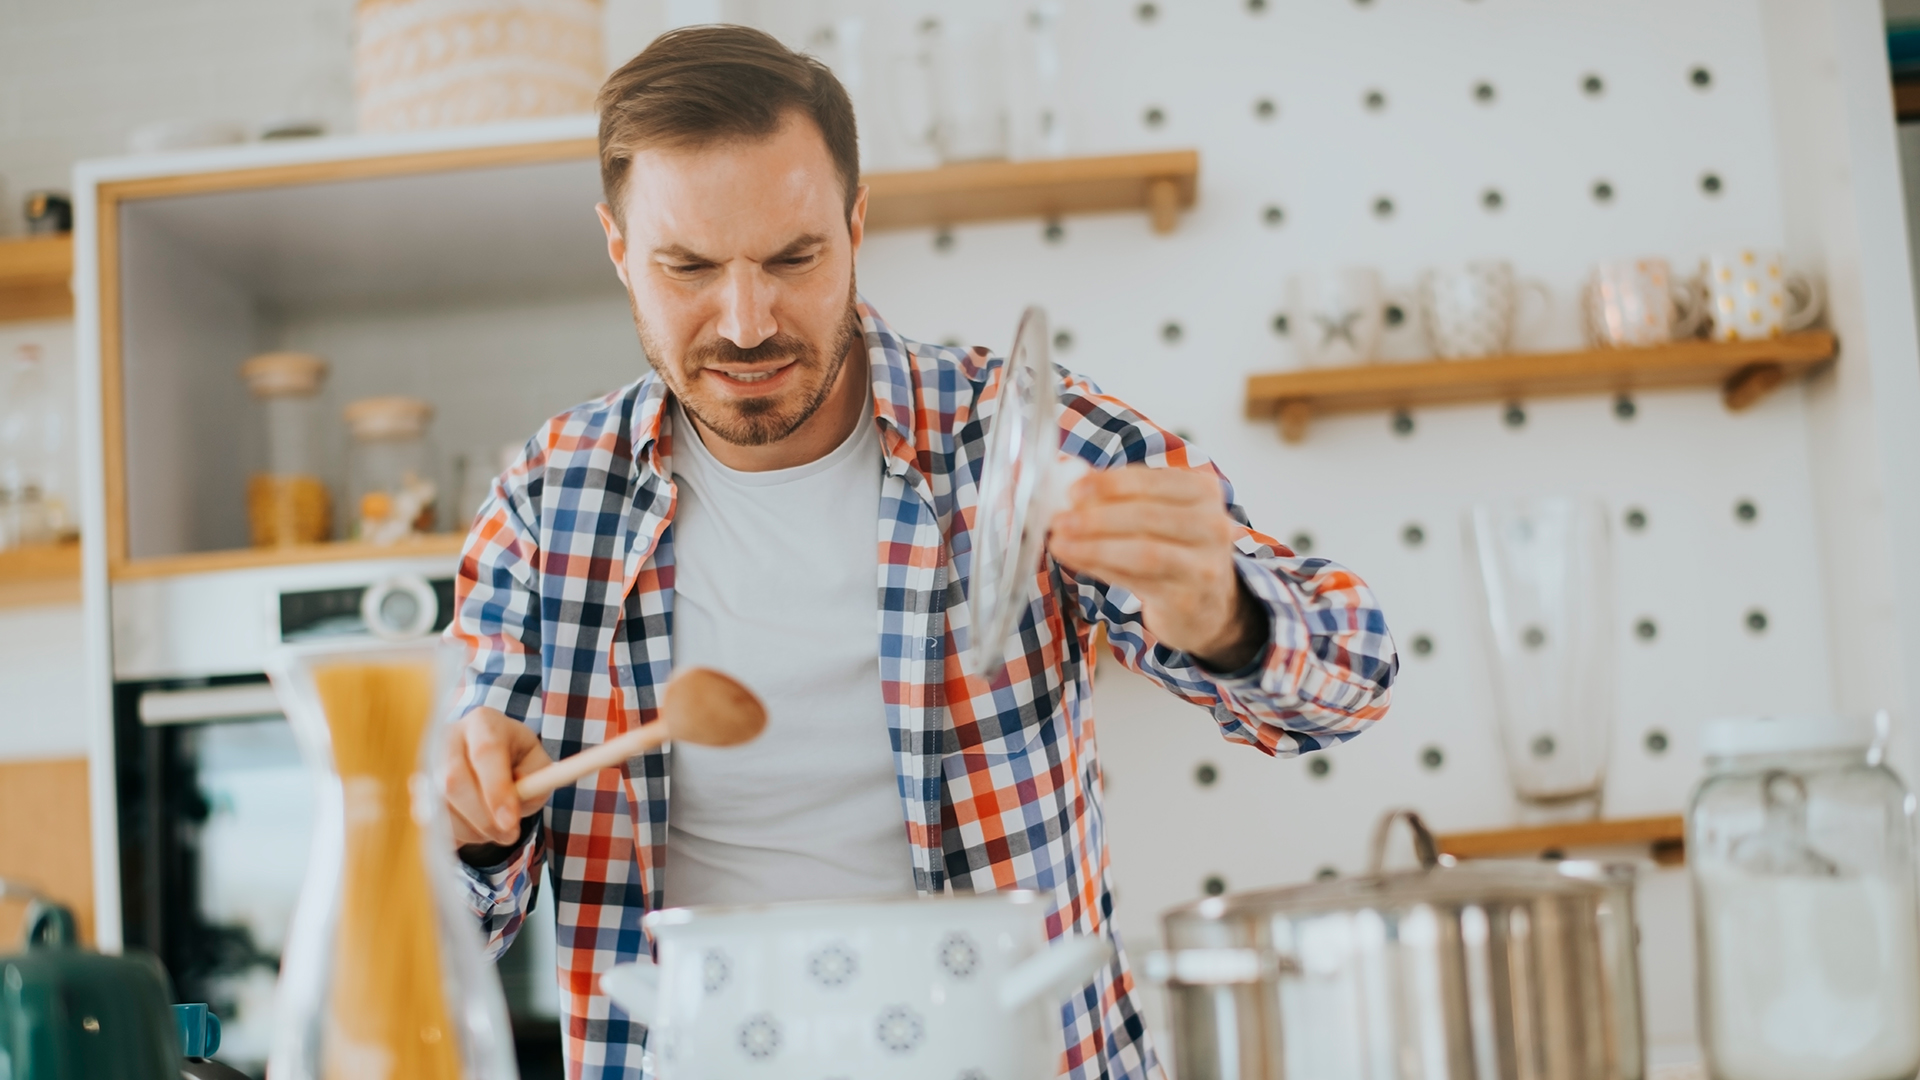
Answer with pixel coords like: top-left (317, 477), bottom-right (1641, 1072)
top-left (600, 891), bottom-right (1113, 1078)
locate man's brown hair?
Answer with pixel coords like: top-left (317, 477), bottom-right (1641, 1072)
top-left (596, 25), bottom-right (860, 226)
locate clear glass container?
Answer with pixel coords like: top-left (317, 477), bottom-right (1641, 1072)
top-left (1464, 497), bottom-right (1614, 819)
top-left (345, 396), bottom-right (437, 543)
top-left (1690, 715), bottom-right (1920, 1080)
top-left (242, 352), bottom-right (332, 547)
top-left (264, 638), bottom-right (517, 1080)
top-left (0, 343), bottom-right (72, 548)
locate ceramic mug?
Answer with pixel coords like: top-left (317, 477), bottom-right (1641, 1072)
top-left (1584, 258), bottom-right (1705, 347)
top-left (1285, 268), bottom-right (1394, 367)
top-left (1418, 261), bottom-right (1550, 359)
top-left (1698, 250), bottom-right (1822, 341)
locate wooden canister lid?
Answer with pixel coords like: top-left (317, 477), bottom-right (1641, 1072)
top-left (240, 352), bottom-right (328, 397)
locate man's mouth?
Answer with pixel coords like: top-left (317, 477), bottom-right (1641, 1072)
top-left (719, 370), bottom-right (778, 383)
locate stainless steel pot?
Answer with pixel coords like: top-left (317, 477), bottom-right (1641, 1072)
top-left (1149, 811), bottom-right (1643, 1080)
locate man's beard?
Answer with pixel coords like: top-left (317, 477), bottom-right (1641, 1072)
top-left (633, 284), bottom-right (864, 448)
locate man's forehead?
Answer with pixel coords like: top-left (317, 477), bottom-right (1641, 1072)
top-left (620, 115), bottom-right (844, 251)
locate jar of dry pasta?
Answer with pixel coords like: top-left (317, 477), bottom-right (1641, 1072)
top-left (345, 396), bottom-right (437, 544)
top-left (242, 352), bottom-right (331, 547)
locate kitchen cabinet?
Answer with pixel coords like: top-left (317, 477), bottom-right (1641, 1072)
top-left (0, 236), bottom-right (72, 323)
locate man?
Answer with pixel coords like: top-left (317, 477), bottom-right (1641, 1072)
top-left (442, 24), bottom-right (1395, 1080)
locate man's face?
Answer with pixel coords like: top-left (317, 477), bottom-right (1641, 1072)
top-left (596, 112), bottom-right (866, 447)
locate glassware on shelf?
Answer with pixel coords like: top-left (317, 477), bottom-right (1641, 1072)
top-left (265, 638), bottom-right (517, 1080)
top-left (345, 396), bottom-right (437, 544)
top-left (1463, 497), bottom-right (1614, 819)
top-left (1690, 714), bottom-right (1920, 1080)
top-left (0, 343), bottom-right (72, 549)
top-left (242, 352), bottom-right (332, 547)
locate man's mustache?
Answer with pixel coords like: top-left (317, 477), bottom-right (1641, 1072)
top-left (685, 333), bottom-right (816, 370)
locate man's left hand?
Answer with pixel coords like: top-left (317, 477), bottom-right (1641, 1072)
top-left (1047, 465), bottom-right (1268, 672)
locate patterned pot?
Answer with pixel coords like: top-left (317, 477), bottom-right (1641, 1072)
top-left (353, 0), bottom-right (603, 133)
top-left (601, 892), bottom-right (1112, 1079)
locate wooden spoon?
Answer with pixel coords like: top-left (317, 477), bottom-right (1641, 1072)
top-left (512, 667), bottom-right (766, 803)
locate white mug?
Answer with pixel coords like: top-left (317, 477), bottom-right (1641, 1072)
top-left (1418, 261), bottom-right (1550, 360)
top-left (1698, 250), bottom-right (1822, 341)
top-left (1584, 258), bottom-right (1705, 347)
top-left (1286, 268), bottom-right (1391, 367)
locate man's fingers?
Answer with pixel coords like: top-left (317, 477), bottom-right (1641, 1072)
top-left (1054, 499), bottom-right (1231, 547)
top-left (1050, 534), bottom-right (1204, 586)
top-left (445, 748), bottom-right (517, 846)
top-left (465, 719), bottom-right (526, 836)
top-left (1070, 464), bottom-right (1220, 507)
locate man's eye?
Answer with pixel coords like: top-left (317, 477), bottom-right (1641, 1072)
top-left (670, 263), bottom-right (708, 274)
top-left (780, 256), bottom-right (814, 268)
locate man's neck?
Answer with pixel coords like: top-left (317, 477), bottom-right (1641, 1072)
top-left (685, 340), bottom-right (870, 472)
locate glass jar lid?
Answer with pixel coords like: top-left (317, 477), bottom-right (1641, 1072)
top-left (240, 352), bottom-right (328, 397)
top-left (1700, 715), bottom-right (1878, 760)
top-left (344, 395), bottom-right (433, 441)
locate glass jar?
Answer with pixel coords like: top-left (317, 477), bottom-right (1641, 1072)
top-left (1690, 715), bottom-right (1920, 1080)
top-left (1464, 497), bottom-right (1615, 820)
top-left (264, 637), bottom-right (517, 1080)
top-left (0, 343), bottom-right (73, 549)
top-left (344, 396), bottom-right (437, 544)
top-left (242, 352), bottom-right (332, 547)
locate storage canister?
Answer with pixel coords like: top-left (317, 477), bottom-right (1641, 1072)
top-left (1690, 715), bottom-right (1920, 1080)
top-left (1151, 810), bottom-right (1642, 1080)
top-left (344, 395), bottom-right (437, 544)
top-left (241, 352), bottom-right (331, 547)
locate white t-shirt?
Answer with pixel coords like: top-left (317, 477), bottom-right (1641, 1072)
top-left (661, 399), bottom-right (915, 907)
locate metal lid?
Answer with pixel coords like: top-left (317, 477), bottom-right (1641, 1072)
top-left (1163, 811), bottom-right (1608, 928)
top-left (1700, 714), bottom-right (1878, 759)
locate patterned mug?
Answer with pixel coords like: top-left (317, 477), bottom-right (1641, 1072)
top-left (1584, 258), bottom-right (1706, 347)
top-left (1418, 261), bottom-right (1551, 360)
top-left (1285, 268), bottom-right (1392, 367)
top-left (1698, 250), bottom-right (1823, 341)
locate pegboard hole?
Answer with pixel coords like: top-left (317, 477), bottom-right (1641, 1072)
top-left (1161, 320), bottom-right (1184, 344)
top-left (1135, 2), bottom-right (1159, 22)
top-left (1315, 865), bottom-right (1340, 881)
top-left (1645, 729), bottom-right (1671, 755)
top-left (1701, 172), bottom-right (1724, 196)
top-left (1734, 498), bottom-right (1759, 524)
top-left (1263, 204), bottom-right (1286, 228)
top-left (1246, 0), bottom-right (1267, 11)
top-left (1308, 756), bottom-right (1332, 778)
top-left (1143, 106), bottom-right (1166, 129)
top-left (1592, 180), bottom-right (1615, 204)
top-left (1522, 625), bottom-right (1547, 649)
top-left (1401, 523), bottom-right (1425, 548)
top-left (1384, 303), bottom-right (1406, 327)
top-left (1042, 218), bottom-right (1065, 244)
top-left (933, 228), bottom-right (955, 253)
top-left (1254, 97), bottom-right (1277, 120)
top-left (1624, 507), bottom-right (1648, 532)
top-left (1745, 608), bottom-right (1769, 634)
top-left (1271, 313), bottom-right (1289, 336)
top-left (1690, 65), bottom-right (1713, 90)
top-left (940, 336), bottom-right (962, 348)
top-left (1473, 81), bottom-right (1496, 104)
top-left (1481, 188), bottom-right (1504, 212)
top-left (1202, 875), bottom-right (1227, 896)
top-left (1614, 394), bottom-right (1637, 420)
top-left (1421, 746), bottom-right (1445, 771)
top-left (1052, 329), bottom-right (1075, 352)
top-left (1531, 734), bottom-right (1557, 759)
top-left (1372, 196), bottom-right (1395, 219)
top-left (1289, 531), bottom-right (1314, 554)
top-left (1503, 403), bottom-right (1527, 428)
top-left (1411, 634), bottom-right (1433, 657)
top-left (1635, 618), bottom-right (1658, 641)
top-left (1582, 73), bottom-right (1606, 97)
top-left (1363, 89), bottom-right (1387, 112)
top-left (1194, 762), bottom-right (1219, 787)
top-left (1391, 410), bottom-right (1416, 436)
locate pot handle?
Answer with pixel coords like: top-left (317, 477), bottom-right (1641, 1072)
top-left (600, 959), bottom-right (660, 1026)
top-left (997, 934), bottom-right (1113, 1012)
top-left (1368, 808), bottom-right (1441, 874)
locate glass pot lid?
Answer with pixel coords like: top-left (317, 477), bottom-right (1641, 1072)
top-left (968, 306), bottom-right (1083, 677)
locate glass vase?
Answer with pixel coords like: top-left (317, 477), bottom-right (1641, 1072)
top-left (265, 638), bottom-right (517, 1080)
top-left (1464, 497), bottom-right (1614, 820)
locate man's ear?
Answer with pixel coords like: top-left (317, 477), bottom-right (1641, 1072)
top-left (595, 202), bottom-right (632, 290)
top-left (846, 184), bottom-right (870, 255)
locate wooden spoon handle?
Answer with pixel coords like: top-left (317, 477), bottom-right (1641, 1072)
top-left (513, 722), bottom-right (672, 803)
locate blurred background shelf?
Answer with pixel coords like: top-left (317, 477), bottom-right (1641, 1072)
top-left (0, 541), bottom-right (80, 607)
top-left (111, 534), bottom-right (466, 581)
top-left (1245, 331), bottom-right (1839, 442)
top-left (1436, 815), bottom-right (1688, 866)
top-left (863, 150), bottom-right (1198, 234)
top-left (0, 235), bottom-right (73, 323)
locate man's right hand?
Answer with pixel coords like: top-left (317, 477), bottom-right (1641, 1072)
top-left (445, 707), bottom-right (554, 849)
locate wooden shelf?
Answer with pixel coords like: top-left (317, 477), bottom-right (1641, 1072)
top-left (862, 150), bottom-right (1199, 234)
top-left (0, 541), bottom-right (81, 607)
top-left (1437, 815), bottom-right (1687, 867)
top-left (0, 235), bottom-right (73, 323)
top-left (112, 533), bottom-right (465, 581)
top-left (1245, 331), bottom-right (1838, 443)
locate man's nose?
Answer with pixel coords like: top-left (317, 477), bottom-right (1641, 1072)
top-left (713, 264), bottom-right (778, 350)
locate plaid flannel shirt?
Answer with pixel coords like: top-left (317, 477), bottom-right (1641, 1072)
top-left (449, 298), bottom-right (1396, 1079)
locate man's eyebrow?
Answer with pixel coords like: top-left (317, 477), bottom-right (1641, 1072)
top-left (650, 243), bottom-right (712, 262)
top-left (766, 234), bottom-right (829, 261)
